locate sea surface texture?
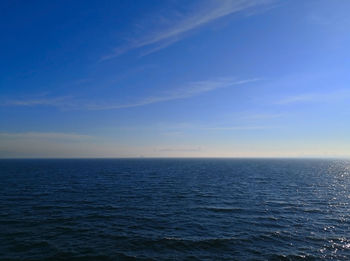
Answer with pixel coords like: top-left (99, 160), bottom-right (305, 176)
top-left (0, 159), bottom-right (350, 260)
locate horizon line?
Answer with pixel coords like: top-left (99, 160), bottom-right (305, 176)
top-left (0, 156), bottom-right (348, 160)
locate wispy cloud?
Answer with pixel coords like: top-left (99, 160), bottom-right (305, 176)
top-left (0, 132), bottom-right (91, 141)
top-left (0, 131), bottom-right (126, 158)
top-left (2, 77), bottom-right (259, 111)
top-left (237, 112), bottom-right (284, 120)
top-left (277, 89), bottom-right (350, 105)
top-left (1, 96), bottom-right (73, 107)
top-left (87, 78), bottom-right (259, 110)
top-left (155, 147), bottom-right (202, 152)
top-left (202, 125), bottom-right (276, 130)
top-left (101, 0), bottom-right (275, 60)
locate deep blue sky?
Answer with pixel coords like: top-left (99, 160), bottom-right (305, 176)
top-left (1, 0), bottom-right (350, 158)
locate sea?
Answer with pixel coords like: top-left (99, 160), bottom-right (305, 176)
top-left (0, 159), bottom-right (350, 260)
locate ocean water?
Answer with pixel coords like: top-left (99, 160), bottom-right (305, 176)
top-left (0, 159), bottom-right (350, 260)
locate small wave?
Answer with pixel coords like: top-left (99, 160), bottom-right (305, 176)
top-left (9, 240), bottom-right (51, 252)
top-left (48, 253), bottom-right (152, 261)
top-left (131, 236), bottom-right (245, 252)
top-left (200, 206), bottom-right (244, 213)
top-left (268, 253), bottom-right (317, 260)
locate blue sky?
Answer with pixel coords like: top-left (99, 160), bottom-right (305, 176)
top-left (1, 0), bottom-right (350, 158)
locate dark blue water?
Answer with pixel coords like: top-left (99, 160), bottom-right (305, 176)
top-left (1, 159), bottom-right (350, 260)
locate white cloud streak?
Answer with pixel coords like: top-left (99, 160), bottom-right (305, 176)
top-left (155, 147), bottom-right (202, 152)
top-left (101, 0), bottom-right (275, 60)
top-left (202, 125), bottom-right (276, 130)
top-left (0, 132), bottom-right (91, 141)
top-left (0, 132), bottom-right (134, 158)
top-left (1, 96), bottom-right (73, 108)
top-left (277, 89), bottom-right (350, 104)
top-left (238, 113), bottom-right (284, 120)
top-left (87, 78), bottom-right (259, 110)
top-left (2, 78), bottom-right (259, 111)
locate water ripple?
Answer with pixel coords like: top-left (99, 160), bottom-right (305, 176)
top-left (1, 159), bottom-right (350, 260)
